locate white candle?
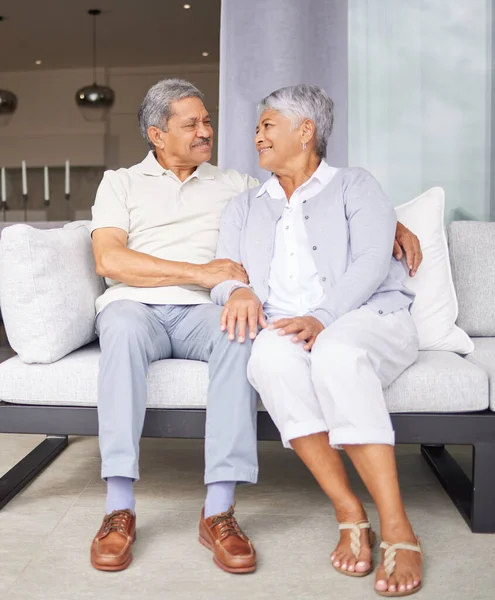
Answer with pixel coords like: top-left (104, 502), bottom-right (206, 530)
top-left (65, 160), bottom-right (70, 195)
top-left (44, 166), bottom-right (50, 201)
top-left (1, 167), bottom-right (6, 203)
top-left (21, 160), bottom-right (27, 195)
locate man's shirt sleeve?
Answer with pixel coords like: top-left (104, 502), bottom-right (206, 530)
top-left (90, 170), bottom-right (130, 236)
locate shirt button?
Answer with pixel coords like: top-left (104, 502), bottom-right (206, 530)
top-left (285, 226), bottom-right (289, 230)
top-left (305, 215), bottom-right (309, 220)
top-left (379, 310), bottom-right (384, 315)
top-left (303, 200), bottom-right (307, 203)
top-left (313, 246), bottom-right (317, 250)
top-left (322, 277), bottom-right (326, 282)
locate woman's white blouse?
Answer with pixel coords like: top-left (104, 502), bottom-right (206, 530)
top-left (256, 161), bottom-right (339, 320)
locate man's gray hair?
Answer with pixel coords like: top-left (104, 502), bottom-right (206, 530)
top-left (257, 84), bottom-right (334, 159)
top-left (138, 78), bottom-right (204, 149)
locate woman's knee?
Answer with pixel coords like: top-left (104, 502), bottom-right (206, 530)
top-left (311, 337), bottom-right (368, 383)
top-left (248, 330), bottom-right (306, 384)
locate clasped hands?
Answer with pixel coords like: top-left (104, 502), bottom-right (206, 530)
top-left (221, 288), bottom-right (324, 351)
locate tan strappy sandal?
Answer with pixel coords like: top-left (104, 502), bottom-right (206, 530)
top-left (332, 520), bottom-right (376, 578)
top-left (376, 537), bottom-right (423, 597)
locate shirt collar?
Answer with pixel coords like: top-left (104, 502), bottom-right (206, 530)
top-left (137, 151), bottom-right (216, 180)
top-left (255, 160), bottom-right (333, 198)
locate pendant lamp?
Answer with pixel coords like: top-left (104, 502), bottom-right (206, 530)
top-left (75, 9), bottom-right (115, 121)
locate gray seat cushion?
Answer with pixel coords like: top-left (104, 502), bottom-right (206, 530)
top-left (385, 350), bottom-right (488, 412)
top-left (0, 345), bottom-right (488, 413)
top-left (465, 338), bottom-right (495, 410)
top-left (448, 221), bottom-right (495, 337)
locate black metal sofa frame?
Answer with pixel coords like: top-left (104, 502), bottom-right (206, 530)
top-left (1, 403), bottom-right (495, 533)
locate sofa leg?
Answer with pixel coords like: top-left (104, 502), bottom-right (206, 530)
top-left (0, 436), bottom-right (69, 510)
top-left (421, 444), bottom-right (495, 533)
top-left (471, 443), bottom-right (495, 533)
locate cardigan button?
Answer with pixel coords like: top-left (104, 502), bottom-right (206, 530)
top-left (313, 246), bottom-right (317, 250)
top-left (305, 215), bottom-right (309, 220)
top-left (379, 310), bottom-right (384, 315)
top-left (322, 277), bottom-right (326, 282)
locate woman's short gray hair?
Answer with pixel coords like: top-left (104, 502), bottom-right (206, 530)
top-left (257, 84), bottom-right (334, 159)
top-left (138, 78), bottom-right (204, 149)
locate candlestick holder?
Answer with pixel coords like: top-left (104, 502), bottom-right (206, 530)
top-left (22, 194), bottom-right (28, 222)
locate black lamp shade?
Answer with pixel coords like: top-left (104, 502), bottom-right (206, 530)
top-left (75, 84), bottom-right (115, 121)
top-left (0, 89), bottom-right (18, 125)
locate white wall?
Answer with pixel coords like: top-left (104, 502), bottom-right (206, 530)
top-left (0, 68), bottom-right (106, 167)
top-left (348, 0), bottom-right (492, 222)
top-left (0, 64), bottom-right (219, 169)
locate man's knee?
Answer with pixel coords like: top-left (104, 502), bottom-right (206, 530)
top-left (97, 300), bottom-right (153, 342)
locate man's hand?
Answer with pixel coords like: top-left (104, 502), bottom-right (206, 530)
top-left (269, 316), bottom-right (324, 351)
top-left (196, 259), bottom-right (249, 289)
top-left (394, 222), bottom-right (423, 277)
top-left (221, 288), bottom-right (267, 343)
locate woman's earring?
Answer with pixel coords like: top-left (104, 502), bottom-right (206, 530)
top-left (302, 142), bottom-right (307, 150)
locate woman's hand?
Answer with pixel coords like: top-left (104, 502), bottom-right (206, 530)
top-left (269, 316), bottom-right (324, 351)
top-left (221, 288), bottom-right (267, 343)
top-left (394, 222), bottom-right (422, 277)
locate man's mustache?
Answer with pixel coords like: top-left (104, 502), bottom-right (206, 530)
top-left (192, 137), bottom-right (211, 147)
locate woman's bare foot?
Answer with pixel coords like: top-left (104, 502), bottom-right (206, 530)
top-left (330, 505), bottom-right (374, 575)
top-left (375, 522), bottom-right (423, 594)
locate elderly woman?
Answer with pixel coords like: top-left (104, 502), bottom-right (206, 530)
top-left (211, 85), bottom-right (423, 596)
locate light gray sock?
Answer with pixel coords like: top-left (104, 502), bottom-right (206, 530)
top-left (204, 481), bottom-right (236, 518)
top-left (106, 476), bottom-right (135, 514)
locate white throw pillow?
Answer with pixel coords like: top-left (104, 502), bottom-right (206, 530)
top-left (395, 188), bottom-right (474, 353)
top-left (0, 221), bottom-right (105, 364)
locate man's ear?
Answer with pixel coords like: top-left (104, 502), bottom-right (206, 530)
top-left (148, 126), bottom-right (165, 150)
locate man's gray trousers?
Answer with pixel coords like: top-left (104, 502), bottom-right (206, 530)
top-left (96, 300), bottom-right (258, 484)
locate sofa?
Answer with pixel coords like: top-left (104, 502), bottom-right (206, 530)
top-left (0, 218), bottom-right (494, 533)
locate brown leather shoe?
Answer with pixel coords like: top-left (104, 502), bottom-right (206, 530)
top-left (90, 509), bottom-right (136, 571)
top-left (199, 506), bottom-right (256, 574)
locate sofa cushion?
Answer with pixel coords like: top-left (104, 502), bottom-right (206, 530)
top-left (385, 350), bottom-right (488, 412)
top-left (0, 345), bottom-right (488, 413)
top-left (465, 338), bottom-right (495, 410)
top-left (0, 221), bottom-right (104, 364)
top-left (0, 342), bottom-right (209, 409)
top-left (395, 189), bottom-right (473, 354)
top-left (448, 221), bottom-right (495, 337)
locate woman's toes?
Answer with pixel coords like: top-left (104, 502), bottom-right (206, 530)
top-left (347, 558), bottom-right (357, 572)
top-left (388, 575), bottom-right (398, 592)
top-left (375, 579), bottom-right (388, 592)
top-left (355, 560), bottom-right (369, 573)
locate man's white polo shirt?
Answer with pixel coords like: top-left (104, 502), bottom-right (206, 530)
top-left (91, 151), bottom-right (259, 314)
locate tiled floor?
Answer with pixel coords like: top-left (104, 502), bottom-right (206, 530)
top-left (0, 434), bottom-right (493, 600)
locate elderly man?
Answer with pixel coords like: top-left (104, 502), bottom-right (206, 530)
top-left (89, 78), bottom-right (421, 574)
